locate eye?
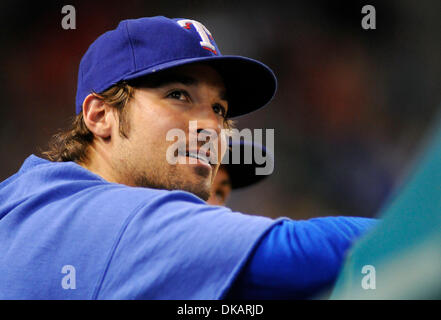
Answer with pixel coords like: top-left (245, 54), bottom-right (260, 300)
top-left (212, 104), bottom-right (227, 118)
top-left (166, 89), bottom-right (190, 102)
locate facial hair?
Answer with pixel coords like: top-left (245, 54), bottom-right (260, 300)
top-left (115, 130), bottom-right (214, 201)
top-left (132, 164), bottom-right (211, 201)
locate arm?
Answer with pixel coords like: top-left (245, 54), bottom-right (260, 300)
top-left (225, 216), bottom-right (378, 299)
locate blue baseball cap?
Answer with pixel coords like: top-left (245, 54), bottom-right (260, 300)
top-left (75, 16), bottom-right (277, 118)
top-left (223, 140), bottom-right (274, 189)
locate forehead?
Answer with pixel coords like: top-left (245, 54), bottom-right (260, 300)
top-left (131, 63), bottom-right (227, 100)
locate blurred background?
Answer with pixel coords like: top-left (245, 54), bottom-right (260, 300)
top-left (0, 0), bottom-right (439, 219)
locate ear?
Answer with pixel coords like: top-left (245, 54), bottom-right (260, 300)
top-left (82, 94), bottom-right (116, 139)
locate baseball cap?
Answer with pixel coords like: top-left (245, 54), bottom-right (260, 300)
top-left (76, 16), bottom-right (277, 118)
top-left (223, 140), bottom-right (274, 189)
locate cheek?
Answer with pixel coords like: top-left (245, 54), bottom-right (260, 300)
top-left (130, 102), bottom-right (170, 142)
top-left (218, 131), bottom-right (228, 161)
top-left (211, 166), bottom-right (219, 183)
top-left (129, 105), bottom-right (193, 166)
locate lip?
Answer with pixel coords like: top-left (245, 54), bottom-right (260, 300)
top-left (188, 149), bottom-right (211, 159)
top-left (186, 156), bottom-right (212, 170)
top-left (178, 149), bottom-right (214, 170)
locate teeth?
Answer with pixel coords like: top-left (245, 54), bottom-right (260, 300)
top-left (185, 152), bottom-right (209, 164)
top-left (199, 155), bottom-right (209, 164)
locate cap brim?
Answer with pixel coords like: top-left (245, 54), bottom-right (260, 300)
top-left (225, 163), bottom-right (269, 189)
top-left (123, 55), bottom-right (277, 118)
top-left (223, 140), bottom-right (273, 189)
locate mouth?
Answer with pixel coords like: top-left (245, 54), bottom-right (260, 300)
top-left (186, 151), bottom-right (210, 165)
top-left (178, 149), bottom-right (214, 169)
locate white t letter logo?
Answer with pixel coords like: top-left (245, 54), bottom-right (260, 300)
top-left (177, 19), bottom-right (217, 54)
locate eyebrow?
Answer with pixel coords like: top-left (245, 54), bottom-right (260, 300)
top-left (133, 72), bottom-right (197, 88)
top-left (131, 72), bottom-right (228, 102)
top-left (159, 74), bottom-right (198, 87)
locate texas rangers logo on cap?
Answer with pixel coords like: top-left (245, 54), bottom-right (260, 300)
top-left (177, 19), bottom-right (218, 55)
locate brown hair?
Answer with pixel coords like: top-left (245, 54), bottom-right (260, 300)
top-left (42, 82), bottom-right (134, 163)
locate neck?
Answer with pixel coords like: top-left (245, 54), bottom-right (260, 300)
top-left (79, 143), bottom-right (122, 185)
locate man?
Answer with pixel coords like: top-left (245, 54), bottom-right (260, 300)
top-left (0, 16), bottom-right (376, 299)
top-left (207, 140), bottom-right (272, 206)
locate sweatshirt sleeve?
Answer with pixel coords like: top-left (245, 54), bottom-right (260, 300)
top-left (225, 216), bottom-right (378, 299)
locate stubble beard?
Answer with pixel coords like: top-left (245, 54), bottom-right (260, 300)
top-left (115, 136), bottom-right (212, 201)
top-left (132, 164), bottom-right (212, 201)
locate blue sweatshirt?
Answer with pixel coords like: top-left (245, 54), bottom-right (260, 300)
top-left (0, 155), bottom-right (376, 299)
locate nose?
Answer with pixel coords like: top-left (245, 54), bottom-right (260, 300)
top-left (194, 104), bottom-right (223, 137)
top-left (189, 103), bottom-right (225, 164)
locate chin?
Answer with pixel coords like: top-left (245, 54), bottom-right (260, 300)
top-left (182, 174), bottom-right (212, 200)
top-left (191, 188), bottom-right (211, 201)
top-left (174, 178), bottom-right (211, 200)
top-left (133, 171), bottom-right (211, 201)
